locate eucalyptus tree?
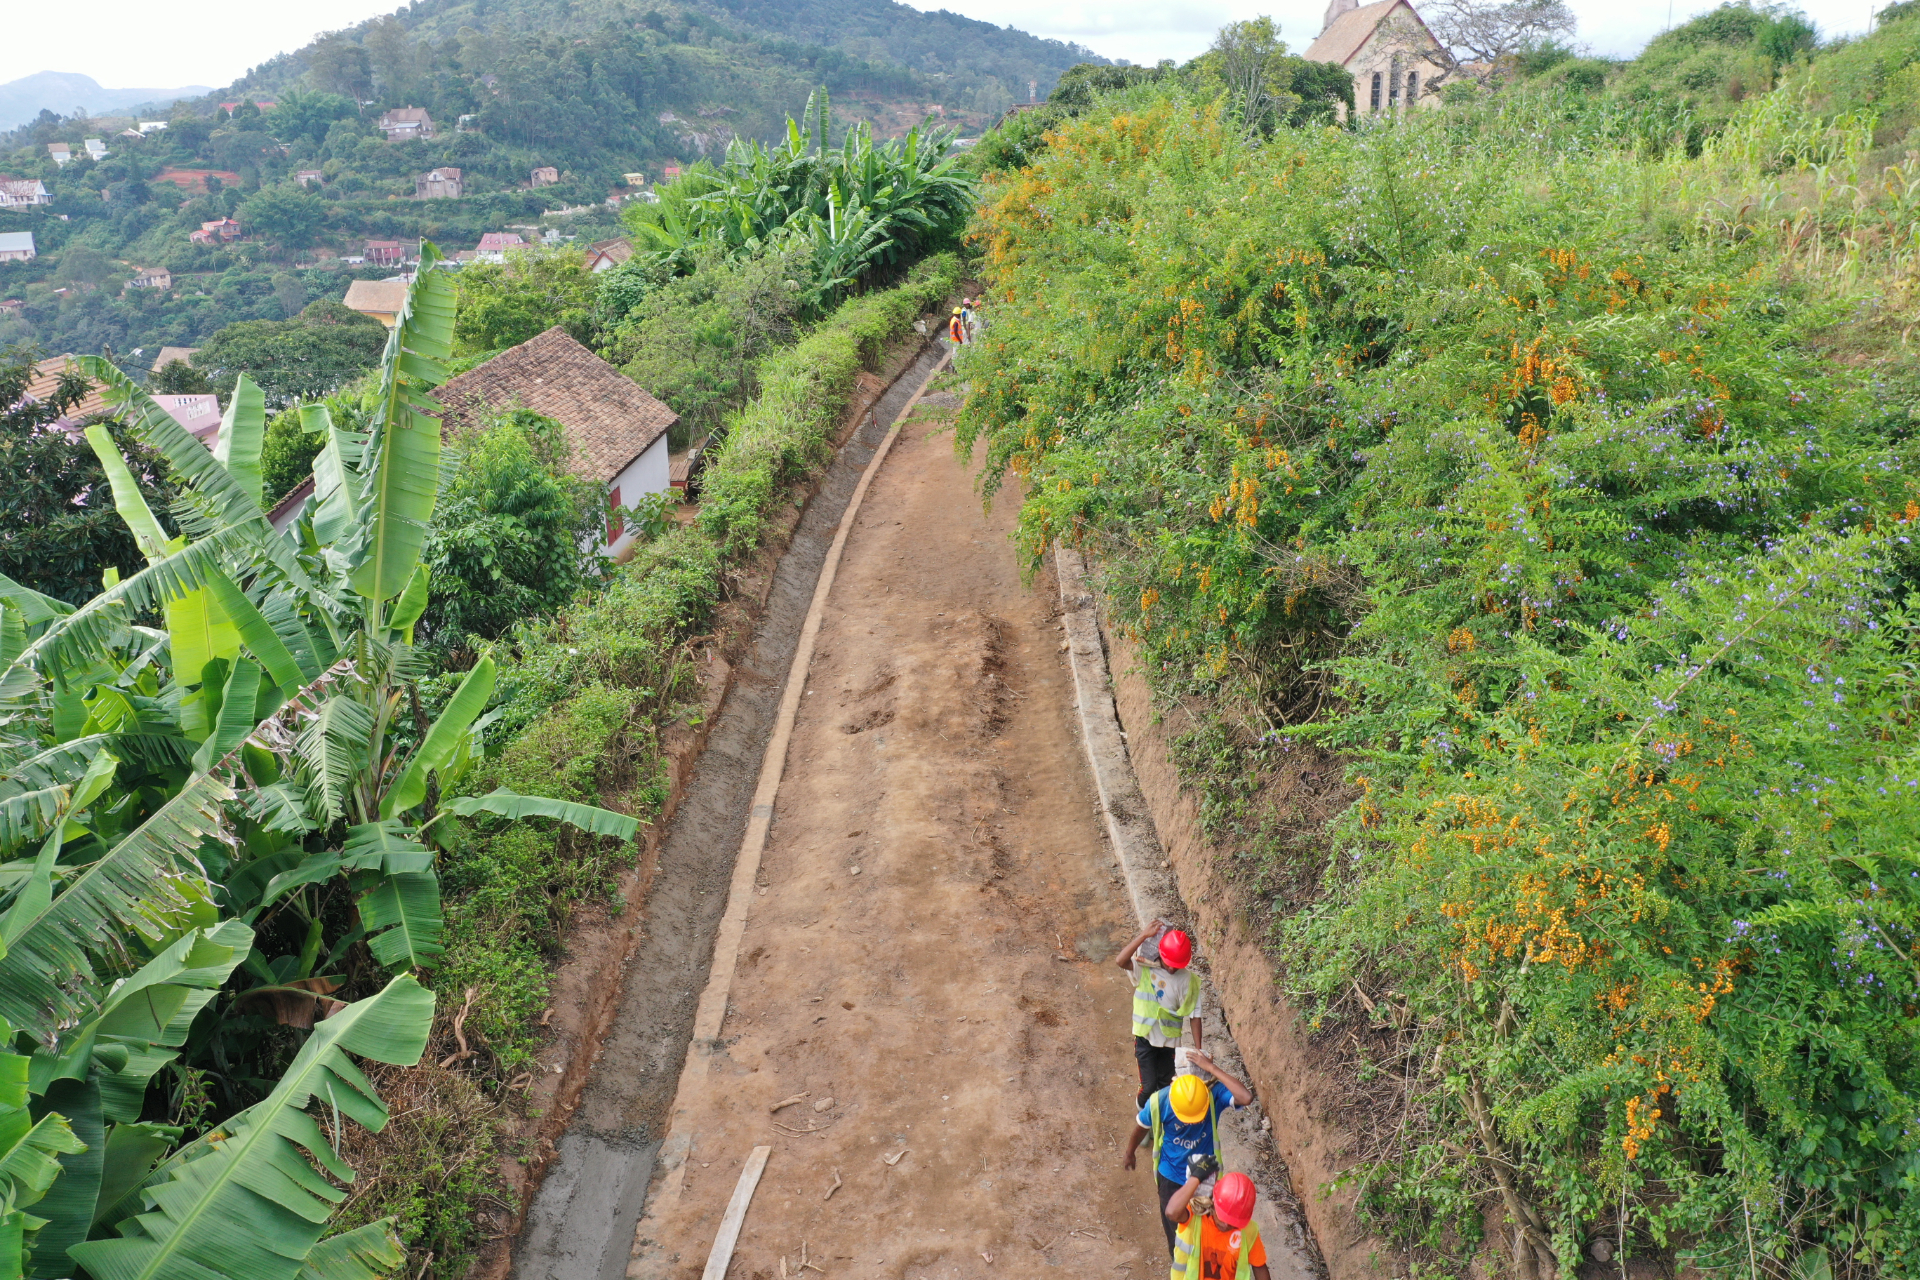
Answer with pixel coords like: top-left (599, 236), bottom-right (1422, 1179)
top-left (0, 243), bottom-right (636, 1280)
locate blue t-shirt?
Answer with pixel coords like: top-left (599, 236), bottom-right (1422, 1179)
top-left (1138, 1082), bottom-right (1237, 1183)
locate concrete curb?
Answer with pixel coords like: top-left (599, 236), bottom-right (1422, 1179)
top-left (1056, 543), bottom-right (1323, 1280)
top-left (626, 348), bottom-right (955, 1276)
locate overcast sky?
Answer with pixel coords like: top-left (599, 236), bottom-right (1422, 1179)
top-left (1, 0), bottom-right (1875, 97)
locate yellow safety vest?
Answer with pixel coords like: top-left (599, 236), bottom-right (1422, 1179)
top-left (1147, 1087), bottom-right (1219, 1173)
top-left (1171, 1213), bottom-right (1262, 1280)
top-left (1132, 964), bottom-right (1198, 1044)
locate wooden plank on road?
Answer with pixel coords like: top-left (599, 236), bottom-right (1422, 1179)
top-left (701, 1145), bottom-right (772, 1280)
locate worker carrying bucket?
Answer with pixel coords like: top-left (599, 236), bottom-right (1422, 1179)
top-left (1125, 1055), bottom-right (1251, 1256)
top-left (1166, 1164), bottom-right (1270, 1280)
top-left (1116, 918), bottom-right (1202, 1106)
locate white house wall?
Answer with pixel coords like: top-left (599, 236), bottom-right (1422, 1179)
top-left (603, 433), bottom-right (672, 559)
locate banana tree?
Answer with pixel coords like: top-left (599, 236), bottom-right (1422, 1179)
top-left (0, 242), bottom-right (640, 1279)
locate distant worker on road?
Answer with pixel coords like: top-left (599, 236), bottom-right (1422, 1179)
top-left (1116, 918), bottom-right (1202, 1106)
top-left (949, 306), bottom-right (966, 344)
top-left (1166, 1168), bottom-right (1270, 1280)
top-left (1124, 1053), bottom-right (1251, 1255)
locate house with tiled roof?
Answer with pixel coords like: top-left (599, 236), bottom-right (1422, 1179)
top-left (434, 327), bottom-right (678, 557)
top-left (1305, 0), bottom-right (1446, 118)
top-left (415, 167), bottom-right (463, 199)
top-left (584, 237), bottom-right (634, 273)
top-left (22, 356), bottom-right (112, 423)
top-left (342, 280), bottom-right (411, 327)
top-left (378, 107), bottom-right (435, 141)
top-left (473, 232), bottom-right (525, 263)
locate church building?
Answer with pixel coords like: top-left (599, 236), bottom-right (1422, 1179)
top-left (1304, 0), bottom-right (1448, 119)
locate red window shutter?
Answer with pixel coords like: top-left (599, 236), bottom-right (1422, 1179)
top-left (607, 486), bottom-right (622, 543)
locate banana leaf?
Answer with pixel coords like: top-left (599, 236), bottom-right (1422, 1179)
top-left (379, 655), bottom-right (494, 820)
top-left (211, 375), bottom-right (266, 510)
top-left (350, 247), bottom-right (454, 604)
top-left (358, 872), bottom-right (442, 970)
top-left (446, 789), bottom-right (642, 841)
top-left (70, 974), bottom-right (433, 1280)
top-left (296, 1222), bottom-right (405, 1280)
top-left (0, 771), bottom-right (232, 1039)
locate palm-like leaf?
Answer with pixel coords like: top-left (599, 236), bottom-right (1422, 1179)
top-left (211, 375), bottom-right (266, 510)
top-left (294, 697), bottom-right (372, 824)
top-left (350, 246), bottom-right (455, 605)
top-left (68, 974), bottom-right (433, 1280)
top-left (296, 1222), bottom-right (405, 1280)
top-left (446, 789), bottom-right (642, 840)
top-left (379, 655), bottom-right (493, 820)
top-left (0, 772), bottom-right (232, 1039)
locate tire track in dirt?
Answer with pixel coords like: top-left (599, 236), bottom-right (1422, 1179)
top-left (511, 342), bottom-right (950, 1280)
top-left (625, 401), bottom-right (1168, 1278)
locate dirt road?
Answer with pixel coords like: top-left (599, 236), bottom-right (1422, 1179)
top-left (628, 391), bottom-right (1172, 1278)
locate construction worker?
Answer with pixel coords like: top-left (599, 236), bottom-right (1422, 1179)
top-left (948, 306), bottom-right (966, 344)
top-left (1116, 919), bottom-right (1202, 1106)
top-left (1124, 1052), bottom-right (1251, 1256)
top-left (1167, 1168), bottom-right (1269, 1280)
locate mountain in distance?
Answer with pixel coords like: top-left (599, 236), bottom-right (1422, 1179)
top-left (0, 71), bottom-right (214, 132)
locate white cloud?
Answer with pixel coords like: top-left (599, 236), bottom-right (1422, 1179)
top-left (0, 0), bottom-right (1878, 103)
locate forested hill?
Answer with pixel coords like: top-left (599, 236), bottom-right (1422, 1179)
top-left (227, 0), bottom-right (1099, 129)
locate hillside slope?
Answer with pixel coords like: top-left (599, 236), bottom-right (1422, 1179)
top-left (0, 72), bottom-right (214, 131)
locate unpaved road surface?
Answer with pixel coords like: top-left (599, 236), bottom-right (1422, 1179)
top-left (628, 398), bottom-right (1170, 1278)
top-left (512, 346), bottom-right (950, 1280)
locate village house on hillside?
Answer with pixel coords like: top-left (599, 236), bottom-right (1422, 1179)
top-left (1306, 0), bottom-right (1447, 117)
top-left (342, 280), bottom-right (410, 327)
top-left (296, 170), bottom-right (324, 186)
top-left (474, 232), bottom-right (524, 263)
top-left (530, 166), bottom-right (559, 187)
top-left (191, 218), bottom-right (243, 245)
top-left (415, 166), bottom-right (463, 199)
top-left (128, 266), bottom-right (172, 290)
top-left (378, 107), bottom-right (435, 141)
top-left (584, 238), bottom-right (634, 273)
top-left (364, 240), bottom-right (407, 266)
top-left (0, 179), bottom-right (52, 209)
top-left (47, 143), bottom-right (71, 166)
top-left (435, 328), bottom-right (678, 558)
top-left (151, 346), bottom-right (198, 373)
top-left (0, 232), bottom-right (37, 262)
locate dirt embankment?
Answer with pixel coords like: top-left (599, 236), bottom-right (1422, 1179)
top-left (1102, 635), bottom-right (1394, 1280)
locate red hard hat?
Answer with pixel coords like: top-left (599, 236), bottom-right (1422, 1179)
top-left (1158, 929), bottom-right (1192, 970)
top-left (1213, 1172), bottom-right (1257, 1229)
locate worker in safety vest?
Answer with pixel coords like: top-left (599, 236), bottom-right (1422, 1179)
top-left (1124, 1055), bottom-right (1251, 1255)
top-left (949, 306), bottom-right (966, 343)
top-left (1116, 919), bottom-right (1202, 1106)
top-left (1166, 1168), bottom-right (1269, 1280)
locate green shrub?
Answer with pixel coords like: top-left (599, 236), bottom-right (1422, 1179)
top-left (958, 78), bottom-right (1920, 1280)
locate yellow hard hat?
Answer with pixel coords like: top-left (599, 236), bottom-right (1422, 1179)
top-left (952, 306), bottom-right (963, 314)
top-left (1170, 1074), bottom-right (1210, 1123)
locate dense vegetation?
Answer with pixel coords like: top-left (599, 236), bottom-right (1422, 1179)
top-left (957, 5), bottom-right (1920, 1279)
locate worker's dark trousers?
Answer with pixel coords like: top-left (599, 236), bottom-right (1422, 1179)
top-left (1135, 1037), bottom-right (1175, 1107)
top-left (1156, 1173), bottom-right (1181, 1256)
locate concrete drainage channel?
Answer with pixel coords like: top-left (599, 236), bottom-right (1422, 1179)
top-left (510, 340), bottom-right (952, 1280)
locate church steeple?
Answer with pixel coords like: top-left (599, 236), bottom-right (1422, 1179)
top-left (1321, 0), bottom-right (1358, 33)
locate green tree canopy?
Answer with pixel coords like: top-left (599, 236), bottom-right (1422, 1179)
top-left (193, 300), bottom-right (388, 404)
top-left (239, 183), bottom-right (328, 249)
top-left (451, 245), bottom-right (598, 355)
